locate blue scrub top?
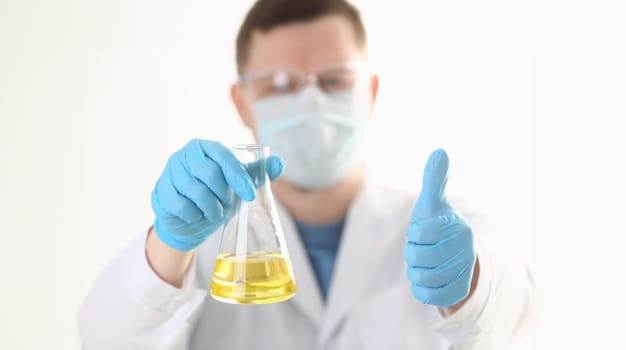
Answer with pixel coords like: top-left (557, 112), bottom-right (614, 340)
top-left (294, 218), bottom-right (345, 301)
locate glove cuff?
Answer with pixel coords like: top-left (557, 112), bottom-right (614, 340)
top-left (153, 219), bottom-right (213, 252)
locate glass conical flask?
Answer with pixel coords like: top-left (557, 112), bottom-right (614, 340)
top-left (210, 144), bottom-right (297, 304)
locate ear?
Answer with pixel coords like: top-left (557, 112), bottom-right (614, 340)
top-left (368, 74), bottom-right (379, 116)
top-left (370, 73), bottom-right (379, 103)
top-left (230, 83), bottom-right (255, 130)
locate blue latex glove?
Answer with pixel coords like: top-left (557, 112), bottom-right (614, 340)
top-left (151, 139), bottom-right (283, 251)
top-left (405, 149), bottom-right (476, 308)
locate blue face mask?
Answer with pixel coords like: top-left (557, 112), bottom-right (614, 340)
top-left (253, 86), bottom-right (371, 189)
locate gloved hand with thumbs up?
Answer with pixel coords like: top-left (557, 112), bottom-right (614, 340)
top-left (405, 149), bottom-right (477, 308)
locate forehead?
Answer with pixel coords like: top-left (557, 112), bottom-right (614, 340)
top-left (245, 15), bottom-right (365, 74)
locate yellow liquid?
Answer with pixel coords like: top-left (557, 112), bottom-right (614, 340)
top-left (210, 252), bottom-right (297, 304)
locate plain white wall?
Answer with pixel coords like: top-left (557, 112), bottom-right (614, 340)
top-left (1, 0), bottom-right (624, 349)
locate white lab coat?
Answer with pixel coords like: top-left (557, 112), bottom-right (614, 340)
top-left (78, 180), bottom-right (538, 350)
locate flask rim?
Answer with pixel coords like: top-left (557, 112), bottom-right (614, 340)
top-left (232, 144), bottom-right (268, 151)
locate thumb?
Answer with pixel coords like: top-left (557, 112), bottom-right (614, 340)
top-left (266, 155), bottom-right (284, 182)
top-left (414, 148), bottom-right (449, 219)
top-left (243, 155), bottom-right (283, 189)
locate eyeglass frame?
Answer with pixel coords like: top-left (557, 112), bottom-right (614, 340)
top-left (237, 61), bottom-right (372, 99)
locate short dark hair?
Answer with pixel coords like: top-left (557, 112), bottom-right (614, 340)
top-left (235, 0), bottom-right (367, 74)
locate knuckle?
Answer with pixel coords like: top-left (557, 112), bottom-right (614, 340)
top-left (174, 177), bottom-right (190, 195)
top-left (167, 150), bottom-right (184, 167)
top-left (406, 223), bottom-right (423, 242)
top-left (187, 138), bottom-right (201, 147)
top-left (199, 195), bottom-right (221, 217)
top-left (410, 284), bottom-right (421, 298)
top-left (404, 244), bottom-right (417, 265)
top-left (168, 200), bottom-right (189, 219)
top-left (206, 163), bottom-right (224, 182)
top-left (204, 140), bottom-right (220, 150)
top-left (420, 288), bottom-right (436, 303)
top-left (411, 284), bottom-right (434, 303)
top-left (408, 268), bottom-right (424, 284)
top-left (150, 188), bottom-right (164, 216)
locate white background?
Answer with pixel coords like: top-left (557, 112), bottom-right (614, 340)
top-left (1, 0), bottom-right (624, 348)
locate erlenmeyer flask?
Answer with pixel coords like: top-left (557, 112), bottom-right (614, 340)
top-left (210, 144), bottom-right (297, 304)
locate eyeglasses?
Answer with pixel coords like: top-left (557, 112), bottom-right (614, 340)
top-left (238, 61), bottom-right (370, 99)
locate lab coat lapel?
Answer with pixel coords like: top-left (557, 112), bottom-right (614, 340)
top-left (276, 201), bottom-right (324, 327)
top-left (317, 183), bottom-right (397, 346)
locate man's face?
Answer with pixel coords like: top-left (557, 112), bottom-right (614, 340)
top-left (231, 14), bottom-right (378, 138)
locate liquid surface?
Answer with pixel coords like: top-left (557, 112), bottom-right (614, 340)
top-left (210, 252), bottom-right (297, 304)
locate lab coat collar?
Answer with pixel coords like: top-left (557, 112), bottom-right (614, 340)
top-left (275, 180), bottom-right (406, 346)
top-left (317, 180), bottom-right (399, 347)
top-left (276, 200), bottom-right (325, 326)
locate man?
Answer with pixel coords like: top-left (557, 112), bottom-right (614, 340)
top-left (78, 0), bottom-right (538, 349)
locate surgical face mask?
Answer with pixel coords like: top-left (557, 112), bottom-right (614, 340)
top-left (252, 86), bottom-right (371, 189)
